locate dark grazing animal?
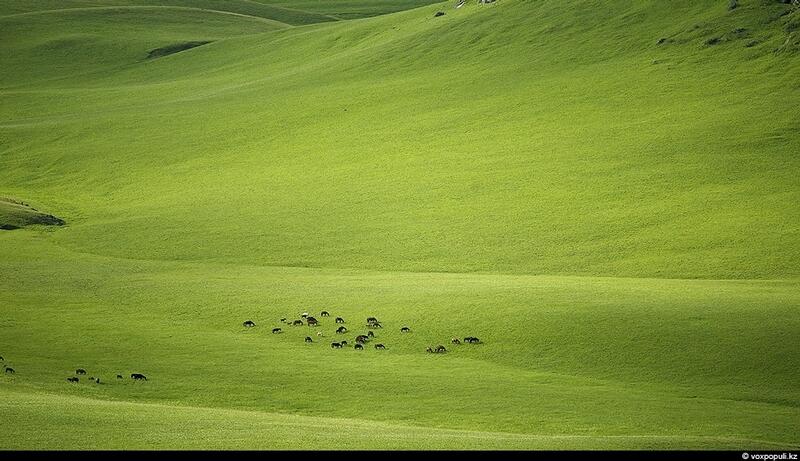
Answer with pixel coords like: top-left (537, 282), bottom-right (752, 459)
top-left (341, 340), bottom-right (348, 346)
top-left (400, 327), bottom-right (410, 333)
top-left (243, 320), bottom-right (256, 327)
top-left (367, 322), bottom-right (382, 329)
top-left (95, 378), bottom-right (101, 384)
top-left (305, 336), bottom-right (313, 343)
top-left (435, 345), bottom-right (447, 353)
top-left (272, 328), bottom-right (282, 334)
top-left (451, 338), bottom-right (461, 345)
top-left (320, 311), bottom-right (330, 317)
top-left (131, 373), bottom-right (147, 381)
top-left (355, 335), bottom-right (369, 343)
top-left (67, 377), bottom-right (79, 383)
top-left (374, 344), bottom-right (386, 350)
top-left (336, 326), bottom-right (348, 334)
top-left (116, 374), bottom-right (123, 379)
top-left (366, 317), bottom-right (379, 324)
top-left (292, 320), bottom-right (304, 326)
top-left (76, 368), bottom-right (87, 375)
top-left (0, 356), bottom-right (3, 361)
top-left (335, 317), bottom-right (345, 324)
top-left (301, 312), bottom-right (309, 318)
top-left (280, 318), bottom-right (287, 323)
top-left (367, 331), bottom-right (375, 338)
top-left (426, 347), bottom-right (433, 353)
top-left (331, 342), bottom-right (342, 349)
top-left (464, 337), bottom-right (480, 344)
top-left (306, 318), bottom-right (319, 327)
top-left (5, 367), bottom-right (14, 374)
top-left (354, 344), bottom-right (363, 350)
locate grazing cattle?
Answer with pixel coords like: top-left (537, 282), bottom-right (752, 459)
top-left (89, 376), bottom-right (95, 380)
top-left (272, 328), bottom-right (283, 334)
top-left (67, 377), bottom-right (79, 383)
top-left (374, 344), bottom-right (386, 350)
top-left (0, 356), bottom-right (3, 361)
top-left (305, 336), bottom-right (313, 343)
top-left (367, 322), bottom-right (382, 329)
top-left (336, 326), bottom-right (348, 334)
top-left (341, 340), bottom-right (348, 346)
top-left (331, 342), bottom-right (342, 349)
top-left (95, 378), bottom-right (101, 384)
top-left (320, 311), bottom-right (330, 317)
top-left (292, 320), bottom-right (303, 326)
top-left (5, 367), bottom-right (14, 374)
top-left (335, 317), bottom-right (345, 324)
top-left (400, 327), bottom-right (410, 333)
top-left (116, 374), bottom-right (123, 379)
top-left (366, 317), bottom-right (378, 324)
top-left (280, 318), bottom-right (287, 323)
top-left (355, 335), bottom-right (369, 343)
top-left (243, 320), bottom-right (256, 327)
top-left (301, 312), bottom-right (309, 318)
top-left (464, 337), bottom-right (480, 344)
top-left (131, 373), bottom-right (147, 381)
top-left (435, 345), bottom-right (447, 353)
top-left (426, 347), bottom-right (434, 353)
top-left (367, 331), bottom-right (375, 338)
top-left (76, 368), bottom-right (87, 375)
top-left (451, 338), bottom-right (461, 345)
top-left (354, 344), bottom-right (363, 350)
top-left (307, 318), bottom-right (319, 327)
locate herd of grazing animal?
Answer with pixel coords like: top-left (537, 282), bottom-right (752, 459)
top-left (241, 311), bottom-right (483, 355)
top-left (64, 367), bottom-right (147, 384)
top-left (0, 354), bottom-right (148, 385)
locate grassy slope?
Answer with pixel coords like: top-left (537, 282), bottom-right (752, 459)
top-left (1, 0), bottom-right (799, 450)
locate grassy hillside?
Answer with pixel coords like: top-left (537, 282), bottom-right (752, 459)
top-left (1, 0), bottom-right (798, 450)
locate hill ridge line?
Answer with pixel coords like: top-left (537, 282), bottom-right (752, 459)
top-left (31, 237), bottom-right (800, 284)
top-left (2, 385), bottom-right (796, 448)
top-left (0, 5), bottom-right (294, 27)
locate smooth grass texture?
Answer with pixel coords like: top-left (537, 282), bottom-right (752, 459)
top-left (1, 0), bottom-right (799, 450)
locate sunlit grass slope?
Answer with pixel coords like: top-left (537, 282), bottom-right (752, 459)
top-left (1, 0), bottom-right (799, 450)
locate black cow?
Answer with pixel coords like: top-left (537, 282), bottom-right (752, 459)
top-left (67, 377), bottom-right (79, 383)
top-left (243, 320), bottom-right (256, 327)
top-left (400, 327), bottom-right (410, 333)
top-left (367, 331), bottom-right (375, 338)
top-left (367, 322), bottom-right (382, 329)
top-left (354, 344), bottom-right (363, 350)
top-left (116, 374), bottom-right (123, 379)
top-left (331, 342), bottom-right (342, 349)
top-left (426, 347), bottom-right (433, 353)
top-left (464, 337), bottom-right (480, 344)
top-left (366, 317), bottom-right (378, 324)
top-left (76, 368), bottom-right (87, 375)
top-left (280, 318), bottom-right (287, 323)
top-left (292, 320), bottom-right (304, 326)
top-left (355, 334), bottom-right (369, 343)
top-left (272, 328), bottom-right (282, 334)
top-left (435, 345), bottom-right (447, 353)
top-left (305, 336), bottom-right (313, 343)
top-left (451, 338), bottom-right (461, 345)
top-left (336, 326), bottom-right (348, 334)
top-left (374, 344), bottom-right (386, 350)
top-left (341, 340), bottom-right (348, 346)
top-left (307, 318), bottom-right (319, 327)
top-left (320, 311), bottom-right (330, 317)
top-left (335, 317), bottom-right (345, 324)
top-left (95, 378), bottom-right (101, 384)
top-left (131, 373), bottom-right (147, 381)
top-left (0, 356), bottom-right (3, 361)
top-left (5, 367), bottom-right (15, 374)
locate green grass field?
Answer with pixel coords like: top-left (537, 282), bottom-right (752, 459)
top-left (1, 0), bottom-right (799, 450)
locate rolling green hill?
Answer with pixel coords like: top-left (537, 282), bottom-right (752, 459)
top-left (1, 0), bottom-right (798, 450)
